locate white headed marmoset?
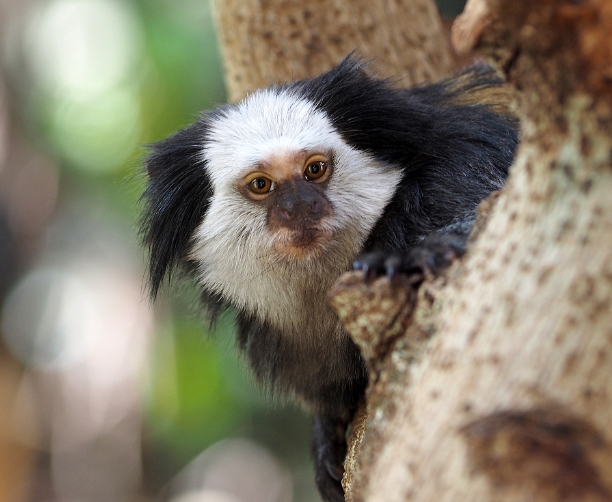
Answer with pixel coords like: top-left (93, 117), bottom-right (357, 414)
top-left (141, 56), bottom-right (519, 502)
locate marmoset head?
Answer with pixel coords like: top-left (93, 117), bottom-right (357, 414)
top-left (142, 61), bottom-right (401, 314)
top-left (195, 89), bottom-right (400, 261)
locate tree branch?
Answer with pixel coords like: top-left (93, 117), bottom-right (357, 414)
top-left (212, 0), bottom-right (453, 101)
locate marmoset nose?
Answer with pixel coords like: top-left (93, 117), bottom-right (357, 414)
top-left (276, 182), bottom-right (326, 223)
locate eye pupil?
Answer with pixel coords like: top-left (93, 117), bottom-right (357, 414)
top-left (309, 163), bottom-right (321, 175)
top-left (254, 179), bottom-right (266, 189)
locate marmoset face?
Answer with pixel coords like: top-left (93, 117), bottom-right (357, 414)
top-left (193, 90), bottom-right (400, 263)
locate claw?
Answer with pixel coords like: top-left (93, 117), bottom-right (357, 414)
top-left (354, 232), bottom-right (467, 282)
top-left (384, 255), bottom-right (402, 279)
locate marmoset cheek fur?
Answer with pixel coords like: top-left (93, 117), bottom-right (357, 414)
top-left (140, 56), bottom-right (519, 502)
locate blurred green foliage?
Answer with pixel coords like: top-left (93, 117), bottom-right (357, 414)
top-left (437, 0), bottom-right (467, 17)
top-left (138, 0), bottom-right (225, 142)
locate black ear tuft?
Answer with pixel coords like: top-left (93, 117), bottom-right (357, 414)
top-left (140, 119), bottom-right (213, 300)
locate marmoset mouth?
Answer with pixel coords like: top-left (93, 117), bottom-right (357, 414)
top-left (273, 227), bottom-right (333, 259)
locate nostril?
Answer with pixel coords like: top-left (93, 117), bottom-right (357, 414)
top-left (311, 200), bottom-right (319, 214)
top-left (278, 196), bottom-right (295, 220)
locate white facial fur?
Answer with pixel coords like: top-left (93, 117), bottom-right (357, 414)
top-left (190, 89), bottom-right (402, 337)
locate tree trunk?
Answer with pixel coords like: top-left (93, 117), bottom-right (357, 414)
top-left (212, 0), bottom-right (453, 102)
top-left (335, 0), bottom-right (612, 500)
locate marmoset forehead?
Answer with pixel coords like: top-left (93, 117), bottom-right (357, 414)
top-left (202, 89), bottom-right (346, 183)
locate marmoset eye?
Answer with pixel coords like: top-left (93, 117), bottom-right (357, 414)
top-left (243, 173), bottom-right (275, 198)
top-left (249, 177), bottom-right (273, 194)
top-left (304, 155), bottom-right (330, 182)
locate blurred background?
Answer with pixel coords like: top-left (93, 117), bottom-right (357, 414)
top-left (0, 0), bottom-right (465, 501)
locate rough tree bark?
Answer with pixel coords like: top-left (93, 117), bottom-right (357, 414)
top-left (212, 0), bottom-right (453, 102)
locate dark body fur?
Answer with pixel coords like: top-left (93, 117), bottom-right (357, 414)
top-left (141, 57), bottom-right (519, 502)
